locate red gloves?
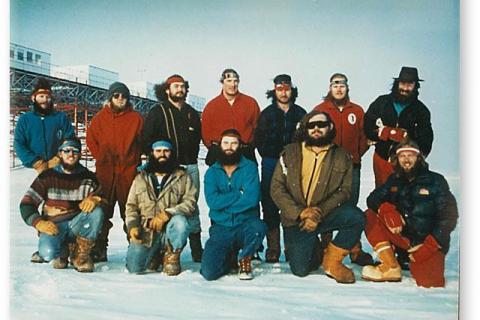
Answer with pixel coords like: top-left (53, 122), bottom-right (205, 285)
top-left (378, 202), bottom-right (404, 229)
top-left (408, 235), bottom-right (441, 263)
top-left (378, 127), bottom-right (407, 142)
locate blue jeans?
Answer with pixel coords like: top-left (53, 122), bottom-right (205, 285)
top-left (38, 207), bottom-right (104, 261)
top-left (349, 166), bottom-right (361, 206)
top-left (184, 164), bottom-right (201, 233)
top-left (283, 203), bottom-right (365, 277)
top-left (200, 218), bottom-right (266, 281)
top-left (126, 215), bottom-right (190, 273)
top-left (260, 157), bottom-right (280, 230)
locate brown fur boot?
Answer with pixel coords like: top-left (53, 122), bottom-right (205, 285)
top-left (265, 228), bottom-right (280, 263)
top-left (322, 242), bottom-right (355, 284)
top-left (362, 241), bottom-right (402, 282)
top-left (163, 244), bottom-right (182, 276)
top-left (72, 236), bottom-right (95, 273)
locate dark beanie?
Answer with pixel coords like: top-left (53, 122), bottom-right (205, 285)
top-left (31, 77), bottom-right (52, 97)
top-left (273, 74), bottom-right (292, 85)
top-left (107, 82), bottom-right (130, 100)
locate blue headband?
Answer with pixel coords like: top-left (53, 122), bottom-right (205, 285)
top-left (152, 140), bottom-right (173, 150)
top-left (58, 140), bottom-right (81, 152)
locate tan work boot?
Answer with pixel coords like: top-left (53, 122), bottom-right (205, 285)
top-left (72, 236), bottom-right (95, 273)
top-left (362, 241), bottom-right (402, 282)
top-left (265, 228), bottom-right (280, 263)
top-left (163, 244), bottom-right (182, 276)
top-left (322, 242), bottom-right (355, 284)
top-left (238, 256), bottom-right (253, 280)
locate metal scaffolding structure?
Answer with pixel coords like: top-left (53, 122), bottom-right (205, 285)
top-left (9, 67), bottom-right (158, 168)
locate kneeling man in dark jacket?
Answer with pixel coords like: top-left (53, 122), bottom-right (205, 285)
top-left (362, 139), bottom-right (458, 287)
top-left (271, 111), bottom-right (365, 283)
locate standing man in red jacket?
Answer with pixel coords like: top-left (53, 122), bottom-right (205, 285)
top-left (86, 82), bottom-right (144, 262)
top-left (314, 73), bottom-right (373, 266)
top-left (202, 68), bottom-right (260, 166)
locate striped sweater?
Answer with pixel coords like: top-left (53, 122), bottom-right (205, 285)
top-left (20, 164), bottom-right (103, 226)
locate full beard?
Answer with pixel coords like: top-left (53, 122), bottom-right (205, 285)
top-left (33, 102), bottom-right (53, 115)
top-left (305, 130), bottom-right (335, 147)
top-left (169, 94), bottom-right (185, 103)
top-left (218, 149), bottom-right (241, 166)
top-left (148, 157), bottom-right (176, 174)
top-left (393, 89), bottom-right (416, 104)
top-left (397, 162), bottom-right (421, 181)
top-left (60, 159), bottom-right (78, 172)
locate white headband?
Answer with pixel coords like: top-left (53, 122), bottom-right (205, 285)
top-left (396, 147), bottom-right (420, 155)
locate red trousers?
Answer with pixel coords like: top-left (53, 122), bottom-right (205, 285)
top-left (373, 152), bottom-right (394, 187)
top-left (365, 209), bottom-right (446, 287)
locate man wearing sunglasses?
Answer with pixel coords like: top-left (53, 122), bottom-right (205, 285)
top-left (86, 81), bottom-right (144, 262)
top-left (313, 73), bottom-right (373, 267)
top-left (271, 111), bottom-right (365, 283)
top-left (14, 77), bottom-right (75, 174)
top-left (19, 137), bottom-right (105, 272)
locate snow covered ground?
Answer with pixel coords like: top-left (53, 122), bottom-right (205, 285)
top-left (9, 158), bottom-right (460, 320)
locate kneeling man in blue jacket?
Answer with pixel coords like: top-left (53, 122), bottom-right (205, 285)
top-left (201, 129), bottom-right (266, 280)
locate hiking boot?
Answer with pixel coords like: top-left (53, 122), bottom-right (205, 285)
top-left (72, 236), bottom-right (95, 273)
top-left (265, 228), bottom-right (280, 263)
top-left (188, 232), bottom-right (203, 263)
top-left (362, 241), bottom-right (402, 282)
top-left (30, 251), bottom-right (45, 263)
top-left (163, 244), bottom-right (182, 276)
top-left (322, 242), bottom-right (355, 284)
top-left (350, 242), bottom-right (375, 266)
top-left (238, 256), bottom-right (253, 280)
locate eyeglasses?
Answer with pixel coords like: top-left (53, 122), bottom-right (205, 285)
top-left (306, 121), bottom-right (330, 129)
top-left (60, 148), bottom-right (80, 155)
top-left (112, 93), bottom-right (127, 99)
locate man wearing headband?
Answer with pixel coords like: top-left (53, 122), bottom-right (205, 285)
top-left (271, 111), bottom-right (365, 284)
top-left (362, 139), bottom-right (457, 287)
top-left (201, 129), bottom-right (266, 281)
top-left (253, 74), bottom-right (306, 263)
top-left (313, 73), bottom-right (373, 267)
top-left (86, 81), bottom-right (144, 262)
top-left (19, 137), bottom-right (105, 273)
top-left (364, 66), bottom-right (434, 187)
top-left (125, 139), bottom-right (197, 275)
top-left (142, 74), bottom-right (203, 262)
top-left (202, 68), bottom-right (260, 166)
top-left (14, 77), bottom-right (75, 174)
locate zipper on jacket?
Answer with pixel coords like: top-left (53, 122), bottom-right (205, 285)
top-left (41, 117), bottom-right (48, 159)
top-left (305, 154), bottom-right (319, 203)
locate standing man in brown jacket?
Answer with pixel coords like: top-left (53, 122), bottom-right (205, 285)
top-left (270, 111), bottom-right (365, 283)
top-left (86, 82), bottom-right (144, 262)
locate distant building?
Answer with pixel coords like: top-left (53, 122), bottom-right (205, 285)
top-left (187, 94), bottom-right (206, 112)
top-left (51, 65), bottom-right (118, 90)
top-left (124, 80), bottom-right (155, 100)
top-left (10, 43), bottom-right (51, 76)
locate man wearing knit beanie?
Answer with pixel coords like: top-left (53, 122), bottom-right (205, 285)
top-left (14, 76), bottom-right (75, 174)
top-left (86, 81), bottom-right (144, 262)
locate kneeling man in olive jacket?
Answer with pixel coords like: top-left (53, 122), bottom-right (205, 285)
top-left (271, 111), bottom-right (365, 283)
top-left (125, 140), bottom-right (197, 275)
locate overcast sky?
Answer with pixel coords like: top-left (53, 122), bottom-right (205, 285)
top-left (9, 0), bottom-right (459, 173)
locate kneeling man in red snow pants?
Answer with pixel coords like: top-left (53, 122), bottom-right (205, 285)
top-left (362, 139), bottom-right (458, 287)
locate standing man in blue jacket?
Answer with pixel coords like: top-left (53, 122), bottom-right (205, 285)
top-left (254, 74), bottom-right (307, 263)
top-left (201, 129), bottom-right (266, 281)
top-left (14, 77), bottom-right (75, 174)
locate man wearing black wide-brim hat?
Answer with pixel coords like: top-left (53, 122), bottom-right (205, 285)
top-left (364, 66), bottom-right (434, 188)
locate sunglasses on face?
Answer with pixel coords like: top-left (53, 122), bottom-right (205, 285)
top-left (112, 93), bottom-right (127, 99)
top-left (306, 121), bottom-right (330, 129)
top-left (61, 148), bottom-right (80, 155)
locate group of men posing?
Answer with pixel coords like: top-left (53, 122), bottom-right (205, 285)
top-left (14, 66), bottom-right (457, 288)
